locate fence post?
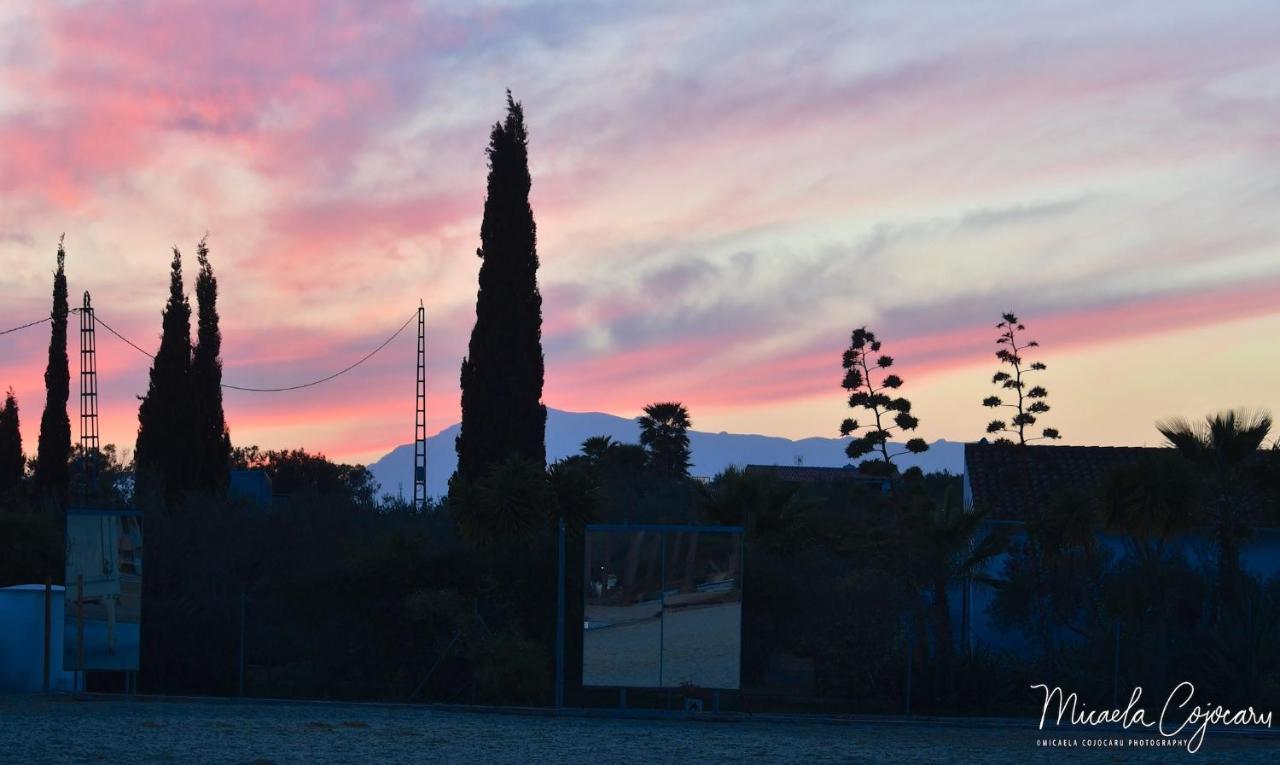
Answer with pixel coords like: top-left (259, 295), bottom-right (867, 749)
top-left (555, 516), bottom-right (566, 709)
top-left (43, 576), bottom-right (52, 693)
top-left (1112, 620), bottom-right (1120, 709)
top-left (238, 584), bottom-right (247, 697)
top-left (904, 612), bottom-right (913, 717)
top-left (76, 574), bottom-right (85, 675)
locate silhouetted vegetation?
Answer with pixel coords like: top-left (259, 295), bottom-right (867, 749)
top-left (0, 389), bottom-right (21, 493)
top-left (190, 236), bottom-right (231, 492)
top-left (982, 312), bottom-right (1060, 444)
top-left (1157, 409), bottom-right (1273, 602)
top-left (34, 236), bottom-right (70, 500)
top-left (637, 402), bottom-right (692, 479)
top-left (840, 326), bottom-right (928, 472)
top-left (455, 91), bottom-right (546, 489)
top-left (135, 248), bottom-right (195, 506)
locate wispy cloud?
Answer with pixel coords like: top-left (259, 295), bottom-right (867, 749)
top-left (2, 1), bottom-right (1279, 463)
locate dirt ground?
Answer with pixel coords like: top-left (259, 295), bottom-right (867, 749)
top-left (1, 694), bottom-right (1276, 764)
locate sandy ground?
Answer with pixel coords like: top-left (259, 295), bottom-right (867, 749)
top-left (583, 602), bottom-right (740, 688)
top-left (660, 602), bottom-right (740, 688)
top-left (1, 695), bottom-right (1277, 764)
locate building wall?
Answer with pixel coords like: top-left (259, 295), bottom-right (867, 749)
top-left (957, 525), bottom-right (1280, 656)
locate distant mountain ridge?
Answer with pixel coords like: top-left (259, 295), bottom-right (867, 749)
top-left (367, 408), bottom-right (964, 499)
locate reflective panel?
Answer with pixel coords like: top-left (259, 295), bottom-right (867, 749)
top-left (660, 531), bottom-right (742, 689)
top-left (582, 530), bottom-right (663, 687)
top-left (583, 526), bottom-right (743, 689)
top-left (64, 509), bottom-right (143, 671)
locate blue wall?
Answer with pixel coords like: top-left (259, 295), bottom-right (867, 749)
top-left (956, 524), bottom-right (1280, 655)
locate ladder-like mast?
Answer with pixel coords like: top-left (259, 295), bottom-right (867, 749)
top-left (79, 291), bottom-right (100, 489)
top-left (413, 301), bottom-right (427, 510)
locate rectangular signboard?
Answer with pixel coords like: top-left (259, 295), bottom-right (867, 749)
top-left (583, 524), bottom-right (742, 690)
top-left (64, 508), bottom-right (143, 671)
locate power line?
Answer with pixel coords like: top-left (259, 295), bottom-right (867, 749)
top-left (222, 311), bottom-right (417, 392)
top-left (0, 316), bottom-right (51, 336)
top-left (85, 310), bottom-right (155, 359)
top-left (88, 308), bottom-right (418, 393)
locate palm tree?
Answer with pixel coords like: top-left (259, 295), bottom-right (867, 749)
top-left (701, 466), bottom-right (807, 531)
top-left (637, 402), bottom-right (692, 479)
top-left (911, 495), bottom-right (1007, 667)
top-left (1101, 456), bottom-right (1197, 564)
top-left (579, 435), bottom-right (615, 463)
top-left (1157, 409), bottom-right (1273, 602)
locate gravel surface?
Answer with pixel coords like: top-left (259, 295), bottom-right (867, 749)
top-left (1, 695), bottom-right (1276, 764)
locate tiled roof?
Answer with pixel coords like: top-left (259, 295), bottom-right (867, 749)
top-left (743, 464), bottom-right (888, 484)
top-left (963, 443), bottom-right (1164, 519)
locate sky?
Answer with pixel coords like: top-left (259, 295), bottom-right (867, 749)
top-left (2, 0), bottom-right (1279, 466)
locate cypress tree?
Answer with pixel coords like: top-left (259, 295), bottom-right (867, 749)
top-left (190, 236), bottom-right (231, 491)
top-left (34, 238), bottom-right (71, 497)
top-left (135, 248), bottom-right (193, 505)
top-left (0, 388), bottom-right (22, 493)
top-left (455, 91), bottom-right (546, 486)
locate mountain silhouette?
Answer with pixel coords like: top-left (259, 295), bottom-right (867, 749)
top-left (367, 408), bottom-right (963, 499)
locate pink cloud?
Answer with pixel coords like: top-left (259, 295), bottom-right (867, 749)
top-left (0, 1), bottom-right (471, 207)
top-left (4, 1), bottom-right (1280, 466)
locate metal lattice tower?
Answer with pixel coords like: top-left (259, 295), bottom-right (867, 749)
top-left (78, 291), bottom-right (100, 484)
top-left (413, 301), bottom-right (427, 510)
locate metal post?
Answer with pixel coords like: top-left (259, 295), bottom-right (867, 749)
top-left (76, 574), bottom-right (85, 673)
top-left (1112, 620), bottom-right (1120, 709)
top-left (238, 585), bottom-right (247, 697)
top-left (43, 576), bottom-right (51, 693)
top-left (904, 613), bottom-right (913, 717)
top-left (79, 291), bottom-right (99, 498)
top-left (555, 515), bottom-right (566, 709)
top-left (412, 301), bottom-right (427, 510)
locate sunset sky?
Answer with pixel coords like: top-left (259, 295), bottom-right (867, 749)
top-left (2, 1), bottom-right (1279, 466)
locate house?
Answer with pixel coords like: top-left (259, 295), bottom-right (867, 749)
top-left (959, 441), bottom-right (1280, 654)
top-left (962, 442), bottom-right (1162, 518)
top-left (743, 464), bottom-right (890, 492)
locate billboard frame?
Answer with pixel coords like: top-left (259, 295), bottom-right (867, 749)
top-left (64, 506), bottom-right (143, 681)
top-left (582, 523), bottom-right (745, 693)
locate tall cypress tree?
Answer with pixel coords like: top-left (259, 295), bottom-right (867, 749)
top-left (190, 236), bottom-right (231, 491)
top-left (455, 92), bottom-right (546, 486)
top-left (0, 388), bottom-right (22, 493)
top-left (135, 248), bottom-right (193, 505)
top-left (34, 237), bottom-right (71, 497)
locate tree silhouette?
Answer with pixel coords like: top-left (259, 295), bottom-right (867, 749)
top-left (840, 326), bottom-right (928, 471)
top-left (455, 91), bottom-right (546, 488)
top-left (135, 248), bottom-right (194, 505)
top-left (1157, 409), bottom-right (1272, 601)
top-left (638, 402), bottom-right (692, 479)
top-left (580, 435), bottom-right (615, 463)
top-left (190, 236), bottom-right (231, 492)
top-left (982, 313), bottom-right (1060, 445)
top-left (1100, 456), bottom-right (1196, 564)
top-left (34, 236), bottom-right (71, 498)
top-left (0, 388), bottom-right (22, 493)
